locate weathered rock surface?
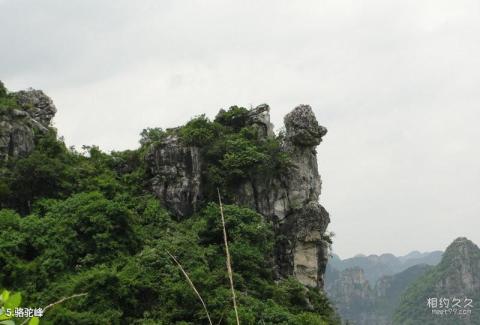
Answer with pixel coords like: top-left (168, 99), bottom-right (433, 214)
top-left (145, 134), bottom-right (203, 218)
top-left (284, 104), bottom-right (327, 147)
top-left (233, 105), bottom-right (329, 287)
top-left (0, 87), bottom-right (56, 161)
top-left (247, 103), bottom-right (274, 138)
top-left (146, 104), bottom-right (331, 288)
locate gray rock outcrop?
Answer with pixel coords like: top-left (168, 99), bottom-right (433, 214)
top-left (146, 104), bottom-right (331, 288)
top-left (145, 134), bottom-right (203, 218)
top-left (0, 88), bottom-right (56, 161)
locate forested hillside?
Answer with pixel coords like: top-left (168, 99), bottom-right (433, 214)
top-left (0, 81), bottom-right (339, 324)
top-left (393, 237), bottom-right (480, 325)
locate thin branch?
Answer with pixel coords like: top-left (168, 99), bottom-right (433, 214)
top-left (217, 188), bottom-right (240, 325)
top-left (19, 293), bottom-right (87, 325)
top-left (42, 293), bottom-right (87, 313)
top-left (167, 250), bottom-right (213, 325)
top-left (215, 310), bottom-right (226, 325)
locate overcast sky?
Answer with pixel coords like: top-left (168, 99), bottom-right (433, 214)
top-left (1, 0), bottom-right (479, 258)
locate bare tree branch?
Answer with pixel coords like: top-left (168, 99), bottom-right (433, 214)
top-left (20, 293), bottom-right (87, 325)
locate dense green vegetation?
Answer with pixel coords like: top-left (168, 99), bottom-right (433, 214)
top-left (0, 81), bottom-right (19, 114)
top-left (0, 104), bottom-right (339, 324)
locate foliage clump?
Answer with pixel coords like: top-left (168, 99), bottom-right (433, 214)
top-left (214, 106), bottom-right (250, 131)
top-left (139, 127), bottom-right (169, 146)
top-left (0, 81), bottom-right (19, 114)
top-left (171, 106), bottom-right (291, 201)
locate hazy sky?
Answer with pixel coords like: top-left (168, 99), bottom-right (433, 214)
top-left (1, 0), bottom-right (479, 258)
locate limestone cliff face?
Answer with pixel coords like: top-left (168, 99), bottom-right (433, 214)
top-left (146, 104), bottom-right (331, 288)
top-left (0, 88), bottom-right (56, 161)
top-left (279, 105), bottom-right (329, 288)
top-left (146, 135), bottom-right (203, 218)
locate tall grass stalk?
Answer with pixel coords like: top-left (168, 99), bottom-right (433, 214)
top-left (217, 188), bottom-right (240, 325)
top-left (167, 250), bottom-right (213, 325)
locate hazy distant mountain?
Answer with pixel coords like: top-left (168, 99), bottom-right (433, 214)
top-left (400, 251), bottom-right (443, 270)
top-left (393, 237), bottom-right (480, 325)
top-left (375, 264), bottom-right (434, 321)
top-left (326, 264), bottom-right (432, 325)
top-left (328, 250), bottom-right (442, 283)
top-left (326, 267), bottom-right (377, 324)
top-left (325, 250), bottom-right (443, 324)
top-left (398, 250), bottom-right (433, 262)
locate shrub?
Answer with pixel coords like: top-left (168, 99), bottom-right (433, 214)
top-left (139, 127), bottom-right (168, 146)
top-left (178, 114), bottom-right (219, 147)
top-left (214, 106), bottom-right (249, 131)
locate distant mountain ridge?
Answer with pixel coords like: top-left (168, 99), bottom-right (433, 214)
top-left (325, 250), bottom-right (443, 324)
top-left (328, 250), bottom-right (443, 283)
top-left (326, 239), bottom-right (480, 325)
